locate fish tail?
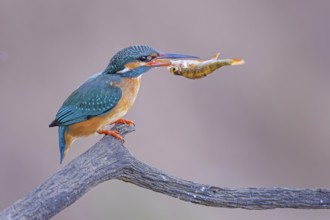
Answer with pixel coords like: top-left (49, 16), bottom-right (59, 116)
top-left (213, 59), bottom-right (245, 69)
top-left (228, 59), bottom-right (245, 66)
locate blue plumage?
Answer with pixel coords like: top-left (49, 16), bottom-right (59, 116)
top-left (51, 74), bottom-right (122, 126)
top-left (50, 45), bottom-right (198, 163)
top-left (58, 126), bottom-right (67, 163)
top-left (52, 74), bottom-right (122, 163)
top-left (104, 45), bottom-right (158, 73)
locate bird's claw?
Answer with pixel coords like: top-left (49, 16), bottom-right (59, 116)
top-left (97, 129), bottom-right (125, 143)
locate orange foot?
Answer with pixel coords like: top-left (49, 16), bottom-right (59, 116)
top-left (97, 129), bottom-right (125, 142)
top-left (111, 118), bottom-right (135, 126)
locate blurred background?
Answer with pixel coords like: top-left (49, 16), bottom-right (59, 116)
top-left (1, 0), bottom-right (330, 219)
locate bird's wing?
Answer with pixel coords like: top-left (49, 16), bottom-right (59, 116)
top-left (50, 76), bottom-right (122, 126)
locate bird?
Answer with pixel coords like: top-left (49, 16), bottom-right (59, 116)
top-left (49, 45), bottom-right (197, 163)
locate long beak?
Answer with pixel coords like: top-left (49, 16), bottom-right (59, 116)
top-left (145, 52), bottom-right (199, 67)
top-left (158, 53), bottom-right (199, 59)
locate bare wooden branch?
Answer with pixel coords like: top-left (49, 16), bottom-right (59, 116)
top-left (1, 124), bottom-right (330, 220)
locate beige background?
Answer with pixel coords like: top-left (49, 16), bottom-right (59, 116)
top-left (1, 0), bottom-right (330, 219)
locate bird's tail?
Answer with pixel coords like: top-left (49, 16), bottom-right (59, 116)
top-left (58, 126), bottom-right (68, 164)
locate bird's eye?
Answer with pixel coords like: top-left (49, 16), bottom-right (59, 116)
top-left (139, 56), bottom-right (147, 61)
top-left (139, 56), bottom-right (152, 62)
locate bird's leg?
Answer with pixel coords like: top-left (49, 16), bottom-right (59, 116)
top-left (111, 118), bottom-right (135, 126)
top-left (98, 119), bottom-right (134, 142)
top-left (97, 129), bottom-right (125, 142)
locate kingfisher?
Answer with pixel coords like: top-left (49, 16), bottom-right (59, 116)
top-left (49, 45), bottom-right (197, 163)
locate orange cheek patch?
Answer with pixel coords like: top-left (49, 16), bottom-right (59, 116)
top-left (125, 61), bottom-right (144, 70)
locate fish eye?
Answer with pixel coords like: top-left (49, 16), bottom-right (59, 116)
top-left (169, 66), bottom-right (179, 74)
top-left (170, 66), bottom-right (177, 71)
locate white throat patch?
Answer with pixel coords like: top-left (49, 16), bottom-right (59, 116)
top-left (116, 67), bottom-right (131, 74)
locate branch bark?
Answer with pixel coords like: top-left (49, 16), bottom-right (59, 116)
top-left (1, 124), bottom-right (329, 219)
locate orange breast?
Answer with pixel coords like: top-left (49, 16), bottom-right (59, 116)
top-left (67, 76), bottom-right (141, 138)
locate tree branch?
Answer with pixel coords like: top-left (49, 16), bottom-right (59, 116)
top-left (1, 124), bottom-right (329, 219)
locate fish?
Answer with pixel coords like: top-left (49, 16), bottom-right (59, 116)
top-left (167, 53), bottom-right (244, 79)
